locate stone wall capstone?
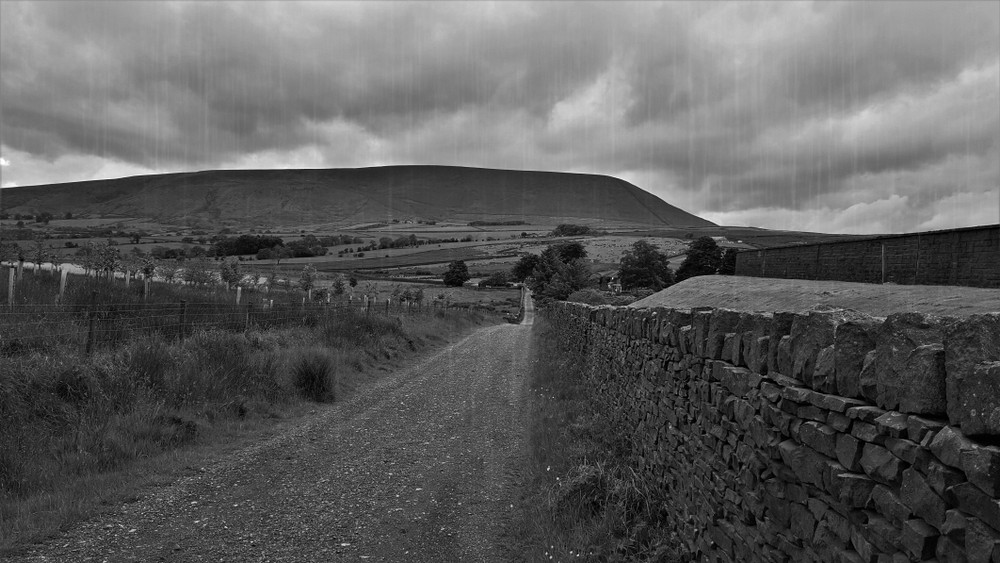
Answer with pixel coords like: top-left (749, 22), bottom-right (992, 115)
top-left (543, 301), bottom-right (1000, 562)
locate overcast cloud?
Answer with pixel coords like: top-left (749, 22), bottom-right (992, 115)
top-left (1, 1), bottom-right (997, 233)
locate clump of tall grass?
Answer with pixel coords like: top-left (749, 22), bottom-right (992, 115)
top-left (292, 350), bottom-right (337, 402)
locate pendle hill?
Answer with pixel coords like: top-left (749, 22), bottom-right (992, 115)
top-left (0, 165), bottom-right (715, 229)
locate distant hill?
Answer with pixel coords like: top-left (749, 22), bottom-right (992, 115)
top-left (0, 165), bottom-right (714, 229)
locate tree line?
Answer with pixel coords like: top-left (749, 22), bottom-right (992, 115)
top-left (497, 236), bottom-right (737, 302)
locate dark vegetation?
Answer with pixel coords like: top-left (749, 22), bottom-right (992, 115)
top-left (551, 224), bottom-right (601, 237)
top-left (443, 260), bottom-right (471, 286)
top-left (564, 288), bottom-right (637, 306)
top-left (211, 234), bottom-right (284, 256)
top-left (675, 236), bottom-right (723, 282)
top-left (618, 240), bottom-right (674, 291)
top-left (468, 220), bottom-right (528, 226)
top-left (523, 242), bottom-right (591, 301)
top-left (292, 350), bottom-right (337, 402)
top-left (478, 271), bottom-right (510, 287)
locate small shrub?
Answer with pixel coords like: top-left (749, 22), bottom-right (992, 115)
top-left (292, 350), bottom-right (336, 402)
top-left (628, 288), bottom-right (655, 301)
top-left (124, 337), bottom-right (174, 390)
top-left (51, 366), bottom-right (93, 405)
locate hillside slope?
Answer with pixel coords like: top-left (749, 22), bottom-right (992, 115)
top-left (0, 165), bottom-right (714, 229)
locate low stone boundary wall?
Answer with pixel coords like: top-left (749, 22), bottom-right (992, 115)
top-left (544, 301), bottom-right (1000, 562)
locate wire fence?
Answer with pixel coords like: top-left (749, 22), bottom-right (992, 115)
top-left (3, 296), bottom-right (483, 357)
top-left (2, 264), bottom-right (499, 357)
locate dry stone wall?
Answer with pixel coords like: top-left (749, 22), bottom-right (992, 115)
top-left (544, 302), bottom-right (1000, 562)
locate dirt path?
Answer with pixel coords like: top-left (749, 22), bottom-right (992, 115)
top-left (12, 294), bottom-right (535, 563)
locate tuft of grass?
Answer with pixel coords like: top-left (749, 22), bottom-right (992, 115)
top-left (292, 349), bottom-right (337, 402)
top-left (508, 317), bottom-right (681, 563)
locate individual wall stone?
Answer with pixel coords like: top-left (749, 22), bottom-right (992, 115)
top-left (901, 468), bottom-right (947, 529)
top-left (691, 308), bottom-right (714, 358)
top-left (900, 518), bottom-right (939, 560)
top-left (941, 509), bottom-right (968, 542)
top-left (964, 516), bottom-right (1000, 563)
top-left (835, 316), bottom-right (882, 399)
top-left (731, 312), bottom-right (757, 367)
top-left (811, 345), bottom-right (837, 394)
top-left (935, 535), bottom-right (968, 563)
top-left (801, 421), bottom-right (839, 458)
top-left (860, 443), bottom-right (905, 485)
top-left (832, 472), bottom-right (877, 508)
top-left (907, 415), bottom-right (947, 444)
top-left (743, 312), bottom-right (773, 373)
top-left (837, 434), bottom-right (865, 472)
top-left (948, 482), bottom-right (1000, 531)
top-left (944, 313), bottom-right (1000, 436)
top-left (950, 361), bottom-right (1000, 437)
top-left (791, 310), bottom-right (868, 391)
top-left (706, 308), bottom-right (742, 360)
top-left (926, 460), bottom-right (967, 498)
top-left (858, 350), bottom-right (880, 404)
top-left (869, 485), bottom-right (912, 525)
top-left (961, 443), bottom-right (1000, 497)
top-left (776, 335), bottom-right (794, 378)
top-left (859, 312), bottom-right (948, 415)
top-left (766, 312), bottom-right (796, 375)
top-left (929, 426), bottom-right (976, 469)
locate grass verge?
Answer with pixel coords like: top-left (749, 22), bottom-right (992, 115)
top-left (510, 316), bottom-right (680, 563)
top-left (0, 304), bottom-right (494, 556)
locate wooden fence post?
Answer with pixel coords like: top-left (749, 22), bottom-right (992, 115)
top-left (179, 300), bottom-right (188, 342)
top-left (881, 244), bottom-right (886, 284)
top-left (59, 268), bottom-right (68, 303)
top-left (7, 267), bottom-right (15, 307)
top-left (236, 286), bottom-right (242, 305)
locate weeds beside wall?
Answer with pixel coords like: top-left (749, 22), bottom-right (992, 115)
top-left (543, 302), bottom-right (1000, 562)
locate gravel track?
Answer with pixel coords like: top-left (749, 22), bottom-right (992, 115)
top-left (13, 292), bottom-right (535, 563)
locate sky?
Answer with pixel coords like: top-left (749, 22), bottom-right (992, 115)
top-left (1, 1), bottom-right (998, 234)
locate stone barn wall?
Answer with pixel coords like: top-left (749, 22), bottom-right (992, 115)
top-left (543, 301), bottom-right (1000, 562)
top-left (734, 225), bottom-right (1000, 288)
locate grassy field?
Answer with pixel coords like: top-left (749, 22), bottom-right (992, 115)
top-left (0, 271), bottom-right (503, 554)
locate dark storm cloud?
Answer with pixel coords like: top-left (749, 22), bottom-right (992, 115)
top-left (2, 1), bottom-right (620, 165)
top-left (1, 1), bottom-right (997, 232)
